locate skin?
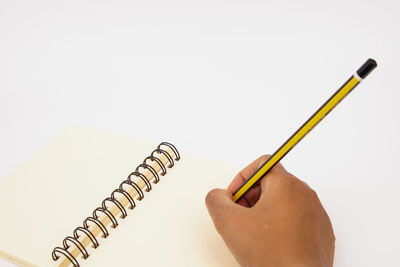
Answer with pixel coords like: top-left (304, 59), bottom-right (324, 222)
top-left (205, 155), bottom-right (335, 267)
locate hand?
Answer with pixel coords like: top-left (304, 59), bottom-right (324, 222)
top-left (205, 155), bottom-right (335, 267)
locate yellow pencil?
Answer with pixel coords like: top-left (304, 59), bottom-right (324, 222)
top-left (232, 58), bottom-right (377, 202)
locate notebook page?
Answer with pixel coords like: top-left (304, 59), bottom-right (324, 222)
top-left (82, 151), bottom-right (240, 267)
top-left (0, 127), bottom-right (240, 266)
top-left (0, 127), bottom-right (155, 266)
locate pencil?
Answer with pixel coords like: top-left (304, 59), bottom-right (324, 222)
top-left (232, 58), bottom-right (377, 202)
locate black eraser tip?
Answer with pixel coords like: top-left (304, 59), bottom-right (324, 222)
top-left (356, 58), bottom-right (377, 79)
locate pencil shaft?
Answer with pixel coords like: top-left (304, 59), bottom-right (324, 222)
top-left (232, 75), bottom-right (361, 202)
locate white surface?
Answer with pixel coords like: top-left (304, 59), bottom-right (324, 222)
top-left (0, 0), bottom-right (399, 266)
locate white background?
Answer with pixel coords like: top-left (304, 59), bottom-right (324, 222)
top-left (1, 0), bottom-right (399, 266)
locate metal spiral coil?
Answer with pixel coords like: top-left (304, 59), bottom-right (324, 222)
top-left (52, 142), bottom-right (179, 267)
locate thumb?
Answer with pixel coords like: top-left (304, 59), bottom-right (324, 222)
top-left (205, 188), bottom-right (241, 235)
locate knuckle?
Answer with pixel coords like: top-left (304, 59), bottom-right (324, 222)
top-left (205, 189), bottom-right (219, 206)
top-left (272, 174), bottom-right (306, 192)
top-left (289, 175), bottom-right (309, 189)
top-left (256, 154), bottom-right (272, 168)
top-left (277, 173), bottom-right (295, 184)
top-left (258, 154), bottom-right (271, 161)
top-left (309, 188), bottom-right (319, 198)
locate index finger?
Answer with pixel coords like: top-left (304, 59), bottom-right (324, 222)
top-left (227, 155), bottom-right (286, 207)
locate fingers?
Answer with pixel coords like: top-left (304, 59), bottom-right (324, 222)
top-left (227, 155), bottom-right (269, 193)
top-left (228, 155), bottom-right (287, 206)
top-left (227, 155), bottom-right (269, 206)
top-left (205, 188), bottom-right (243, 235)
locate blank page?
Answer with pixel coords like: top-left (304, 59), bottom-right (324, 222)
top-left (0, 127), bottom-right (239, 266)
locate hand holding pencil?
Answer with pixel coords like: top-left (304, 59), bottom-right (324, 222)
top-left (206, 59), bottom-right (376, 267)
top-left (206, 155), bottom-right (335, 267)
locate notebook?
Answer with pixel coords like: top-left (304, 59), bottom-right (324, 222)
top-left (0, 126), bottom-right (240, 267)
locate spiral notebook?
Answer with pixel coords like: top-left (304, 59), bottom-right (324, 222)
top-left (0, 127), bottom-right (240, 267)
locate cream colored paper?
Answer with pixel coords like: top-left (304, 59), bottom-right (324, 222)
top-left (0, 127), bottom-right (239, 267)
